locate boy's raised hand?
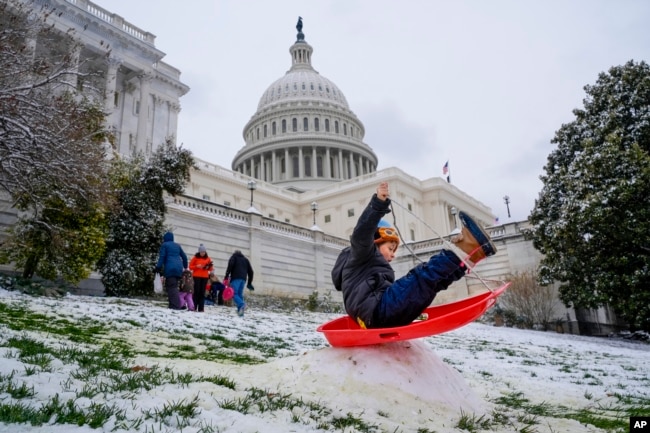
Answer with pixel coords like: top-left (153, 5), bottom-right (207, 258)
top-left (376, 182), bottom-right (389, 201)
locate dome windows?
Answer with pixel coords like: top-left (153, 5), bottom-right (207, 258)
top-left (314, 118), bottom-right (320, 131)
top-left (292, 118), bottom-right (298, 132)
top-left (303, 117), bottom-right (308, 131)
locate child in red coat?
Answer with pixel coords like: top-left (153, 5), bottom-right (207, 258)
top-left (189, 244), bottom-right (213, 312)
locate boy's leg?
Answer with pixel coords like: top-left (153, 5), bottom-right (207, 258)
top-left (374, 249), bottom-right (466, 328)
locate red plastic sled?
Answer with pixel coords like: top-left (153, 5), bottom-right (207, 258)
top-left (317, 282), bottom-right (510, 347)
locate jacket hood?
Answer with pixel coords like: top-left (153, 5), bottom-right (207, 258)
top-left (163, 232), bottom-right (174, 242)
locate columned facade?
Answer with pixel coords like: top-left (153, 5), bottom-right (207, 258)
top-left (21, 0), bottom-right (190, 157)
top-left (232, 24), bottom-right (377, 191)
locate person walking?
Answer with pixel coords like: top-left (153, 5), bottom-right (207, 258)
top-left (155, 231), bottom-right (188, 310)
top-left (189, 244), bottom-right (213, 312)
top-left (224, 250), bottom-right (254, 317)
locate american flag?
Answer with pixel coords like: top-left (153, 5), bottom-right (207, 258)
top-left (442, 161), bottom-right (449, 175)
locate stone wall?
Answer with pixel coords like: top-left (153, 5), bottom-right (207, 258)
top-left (0, 193), bottom-right (622, 335)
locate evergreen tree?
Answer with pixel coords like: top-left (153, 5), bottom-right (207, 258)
top-left (99, 139), bottom-right (195, 297)
top-left (530, 60), bottom-right (650, 331)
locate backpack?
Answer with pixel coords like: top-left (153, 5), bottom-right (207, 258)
top-left (179, 270), bottom-right (194, 293)
top-left (331, 247), bottom-right (350, 292)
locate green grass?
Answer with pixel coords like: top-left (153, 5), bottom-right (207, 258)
top-left (0, 291), bottom-right (647, 433)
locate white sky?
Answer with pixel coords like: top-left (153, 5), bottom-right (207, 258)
top-left (1, 287), bottom-right (648, 432)
top-left (100, 0), bottom-right (650, 221)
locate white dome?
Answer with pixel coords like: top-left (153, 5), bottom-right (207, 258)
top-left (257, 70), bottom-right (350, 111)
top-left (233, 24), bottom-right (377, 190)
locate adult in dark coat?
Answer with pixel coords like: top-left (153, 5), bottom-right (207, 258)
top-left (225, 250), bottom-right (254, 316)
top-left (155, 231), bottom-right (188, 310)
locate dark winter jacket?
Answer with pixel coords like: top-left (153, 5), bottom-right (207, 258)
top-left (331, 194), bottom-right (393, 329)
top-left (225, 251), bottom-right (254, 283)
top-left (155, 232), bottom-right (188, 278)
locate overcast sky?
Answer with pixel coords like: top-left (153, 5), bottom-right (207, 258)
top-left (102, 0), bottom-right (650, 222)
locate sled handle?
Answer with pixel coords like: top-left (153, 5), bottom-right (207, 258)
top-left (378, 332), bottom-right (400, 340)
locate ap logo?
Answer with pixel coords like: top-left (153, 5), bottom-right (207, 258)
top-left (631, 417), bottom-right (650, 431)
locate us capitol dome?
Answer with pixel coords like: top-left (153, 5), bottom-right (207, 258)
top-left (232, 18), bottom-right (378, 192)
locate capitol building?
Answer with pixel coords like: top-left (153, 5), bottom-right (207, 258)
top-left (4, 0), bottom-right (546, 310)
top-left (6, 0), bottom-right (624, 335)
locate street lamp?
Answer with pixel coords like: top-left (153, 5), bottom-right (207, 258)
top-left (450, 206), bottom-right (458, 229)
top-left (311, 201), bottom-right (318, 225)
top-left (503, 195), bottom-right (511, 218)
top-left (247, 180), bottom-right (257, 207)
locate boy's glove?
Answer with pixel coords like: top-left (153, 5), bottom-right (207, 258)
top-left (247, 283), bottom-right (255, 291)
top-left (154, 267), bottom-right (162, 275)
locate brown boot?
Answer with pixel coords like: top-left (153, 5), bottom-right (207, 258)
top-left (451, 211), bottom-right (497, 265)
top-left (451, 227), bottom-right (487, 265)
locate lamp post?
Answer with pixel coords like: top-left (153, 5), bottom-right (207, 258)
top-left (503, 195), bottom-right (511, 218)
top-left (247, 180), bottom-right (257, 207)
top-left (311, 201), bottom-right (318, 225)
top-left (450, 206), bottom-right (458, 229)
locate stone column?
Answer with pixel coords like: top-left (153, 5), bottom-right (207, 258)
top-left (104, 56), bottom-right (121, 114)
top-left (313, 230), bottom-right (325, 291)
top-left (248, 212), bottom-right (264, 290)
top-left (325, 148), bottom-right (331, 178)
top-left (284, 148), bottom-right (289, 179)
top-left (312, 147), bottom-right (317, 178)
top-left (169, 102), bottom-right (181, 137)
top-left (271, 150), bottom-right (277, 182)
top-left (136, 72), bottom-right (153, 153)
top-left (298, 147), bottom-right (304, 178)
top-left (338, 149), bottom-right (343, 180)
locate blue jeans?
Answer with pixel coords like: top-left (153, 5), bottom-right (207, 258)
top-left (231, 278), bottom-right (246, 309)
top-left (374, 249), bottom-right (466, 328)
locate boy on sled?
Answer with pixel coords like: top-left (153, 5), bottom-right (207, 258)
top-left (331, 182), bottom-right (497, 329)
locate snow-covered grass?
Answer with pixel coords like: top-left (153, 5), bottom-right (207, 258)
top-left (0, 286), bottom-right (648, 433)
